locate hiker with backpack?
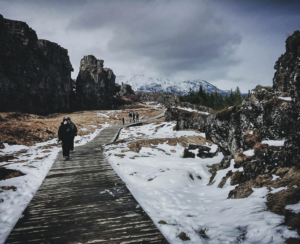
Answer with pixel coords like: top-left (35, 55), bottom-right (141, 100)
top-left (136, 112), bottom-right (139, 122)
top-left (58, 117), bottom-right (72, 160)
top-left (67, 117), bottom-right (77, 152)
top-left (128, 111), bottom-right (132, 123)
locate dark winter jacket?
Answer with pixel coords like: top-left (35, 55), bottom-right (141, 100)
top-left (58, 123), bottom-right (72, 142)
top-left (69, 121), bottom-right (78, 137)
top-left (129, 113), bottom-right (132, 117)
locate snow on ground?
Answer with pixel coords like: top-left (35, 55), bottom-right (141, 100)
top-left (118, 122), bottom-right (205, 140)
top-left (278, 97), bottom-right (292, 101)
top-left (286, 202), bottom-right (300, 214)
top-left (262, 140), bottom-right (285, 147)
top-left (105, 122), bottom-right (299, 244)
top-left (173, 107), bottom-right (210, 115)
top-left (95, 112), bottom-right (110, 118)
top-left (0, 122), bottom-right (111, 244)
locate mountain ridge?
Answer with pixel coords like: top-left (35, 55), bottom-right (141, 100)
top-left (116, 74), bottom-right (230, 96)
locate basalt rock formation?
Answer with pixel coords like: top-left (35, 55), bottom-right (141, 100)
top-left (0, 15), bottom-right (74, 114)
top-left (167, 31), bottom-right (300, 237)
top-left (75, 55), bottom-right (116, 110)
top-left (115, 83), bottom-right (135, 97)
top-left (167, 31), bottom-right (300, 238)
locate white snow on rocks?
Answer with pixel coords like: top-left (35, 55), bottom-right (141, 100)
top-left (272, 174), bottom-right (281, 181)
top-left (104, 122), bottom-right (299, 243)
top-left (262, 140), bottom-right (285, 146)
top-left (173, 107), bottom-right (210, 115)
top-left (286, 202), bottom-right (300, 214)
top-left (278, 97), bottom-right (292, 101)
top-left (243, 149), bottom-right (255, 157)
top-left (0, 122), bottom-right (111, 244)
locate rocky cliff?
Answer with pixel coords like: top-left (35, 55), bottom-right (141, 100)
top-left (167, 31), bottom-right (300, 237)
top-left (75, 55), bottom-right (116, 110)
top-left (0, 15), bottom-right (74, 114)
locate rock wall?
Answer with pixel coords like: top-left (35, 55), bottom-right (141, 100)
top-left (170, 30), bottom-right (300, 179)
top-left (0, 15), bottom-right (74, 114)
top-left (75, 55), bottom-right (116, 110)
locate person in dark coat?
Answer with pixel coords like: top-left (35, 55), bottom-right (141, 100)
top-left (133, 112), bottom-right (136, 123)
top-left (122, 117), bottom-right (125, 125)
top-left (128, 112), bottom-right (132, 123)
top-left (58, 117), bottom-right (72, 160)
top-left (67, 117), bottom-right (78, 152)
top-left (136, 112), bottom-right (139, 122)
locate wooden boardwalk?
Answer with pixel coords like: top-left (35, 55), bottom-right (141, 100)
top-left (6, 116), bottom-right (168, 244)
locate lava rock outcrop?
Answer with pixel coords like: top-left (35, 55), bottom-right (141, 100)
top-left (0, 15), bottom-right (74, 114)
top-left (75, 55), bottom-right (116, 110)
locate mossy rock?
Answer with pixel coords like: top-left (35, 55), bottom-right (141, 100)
top-left (216, 106), bottom-right (238, 121)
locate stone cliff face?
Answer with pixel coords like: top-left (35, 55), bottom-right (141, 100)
top-left (167, 31), bottom-right (300, 236)
top-left (170, 31), bottom-right (300, 172)
top-left (0, 15), bottom-right (74, 114)
top-left (75, 55), bottom-right (116, 110)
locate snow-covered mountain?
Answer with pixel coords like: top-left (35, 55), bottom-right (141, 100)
top-left (116, 74), bottom-right (228, 95)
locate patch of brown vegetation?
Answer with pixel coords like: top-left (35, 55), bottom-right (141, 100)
top-left (154, 124), bottom-right (165, 133)
top-left (35, 156), bottom-right (47, 160)
top-left (0, 166), bottom-right (25, 181)
top-left (243, 130), bottom-right (260, 148)
top-left (115, 154), bottom-right (126, 158)
top-left (0, 107), bottom-right (163, 148)
top-left (151, 117), bottom-right (166, 123)
top-left (199, 229), bottom-right (208, 239)
top-left (170, 149), bottom-right (176, 153)
top-left (127, 136), bottom-right (207, 153)
top-left (178, 232), bottom-right (190, 241)
top-left (0, 155), bottom-right (16, 163)
top-left (208, 172), bottom-right (217, 185)
top-left (234, 150), bottom-right (254, 168)
top-left (253, 142), bottom-right (269, 152)
top-left (0, 186), bottom-right (17, 193)
top-left (158, 220), bottom-right (167, 225)
top-left (218, 170), bottom-right (233, 188)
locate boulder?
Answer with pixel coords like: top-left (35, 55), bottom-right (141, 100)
top-left (115, 83), bottom-right (134, 97)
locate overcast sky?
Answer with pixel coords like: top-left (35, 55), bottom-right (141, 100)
top-left (1, 0), bottom-right (300, 92)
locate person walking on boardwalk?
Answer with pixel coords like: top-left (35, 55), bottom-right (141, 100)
top-left (136, 112), bottom-right (139, 122)
top-left (58, 117), bottom-right (72, 160)
top-left (67, 117), bottom-right (77, 152)
top-left (122, 116), bottom-right (125, 125)
top-left (128, 111), bottom-right (132, 123)
top-left (133, 112), bottom-right (136, 123)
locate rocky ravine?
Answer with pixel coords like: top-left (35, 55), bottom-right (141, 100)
top-left (0, 15), bottom-right (135, 114)
top-left (166, 31), bottom-right (300, 240)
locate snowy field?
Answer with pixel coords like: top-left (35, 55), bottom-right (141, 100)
top-left (0, 122), bottom-right (111, 244)
top-left (104, 122), bottom-right (299, 244)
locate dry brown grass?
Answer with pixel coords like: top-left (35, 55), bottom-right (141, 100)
top-left (234, 150), bottom-right (254, 168)
top-left (0, 107), bottom-right (163, 147)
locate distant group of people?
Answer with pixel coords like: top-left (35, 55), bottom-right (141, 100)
top-left (58, 112), bottom-right (141, 160)
top-left (122, 111), bottom-right (140, 125)
top-left (58, 117), bottom-right (77, 160)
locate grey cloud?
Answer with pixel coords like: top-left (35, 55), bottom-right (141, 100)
top-left (66, 0), bottom-right (242, 76)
